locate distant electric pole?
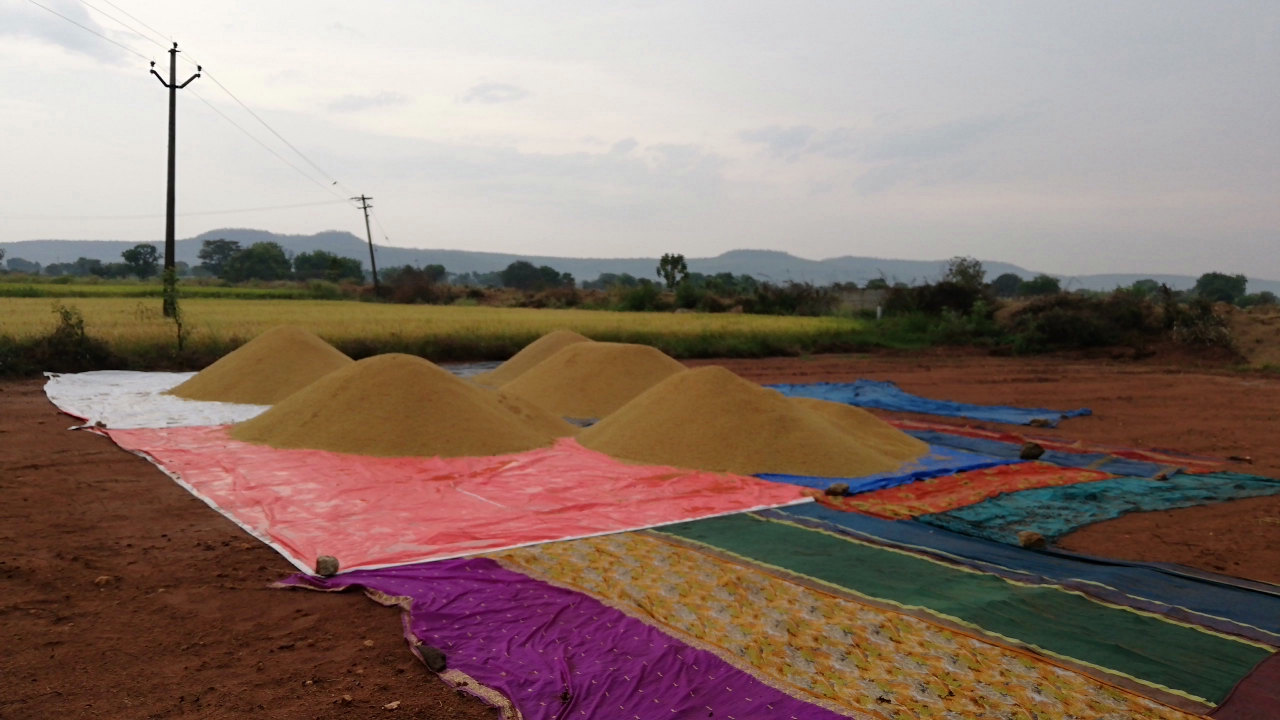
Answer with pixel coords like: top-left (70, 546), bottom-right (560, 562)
top-left (150, 43), bottom-right (201, 318)
top-left (353, 195), bottom-right (380, 295)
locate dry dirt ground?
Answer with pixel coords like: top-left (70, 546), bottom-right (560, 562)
top-left (4, 352), bottom-right (1279, 718)
top-left (693, 351), bottom-right (1280, 585)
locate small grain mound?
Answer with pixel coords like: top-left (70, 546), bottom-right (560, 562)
top-left (169, 326), bottom-right (353, 405)
top-left (472, 330), bottom-right (591, 387)
top-left (580, 366), bottom-right (919, 477)
top-left (231, 353), bottom-right (576, 457)
top-left (790, 398), bottom-right (929, 463)
top-left (501, 342), bottom-right (687, 419)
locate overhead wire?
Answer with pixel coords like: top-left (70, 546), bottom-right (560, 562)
top-left (77, 0), bottom-right (167, 53)
top-left (93, 0), bottom-right (172, 45)
top-left (2, 199), bottom-right (354, 221)
top-left (188, 89), bottom-right (354, 204)
top-left (24, 0), bottom-right (150, 61)
top-left (38, 0), bottom-right (371, 223)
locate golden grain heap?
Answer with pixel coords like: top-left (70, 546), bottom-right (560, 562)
top-left (472, 329), bottom-right (591, 387)
top-left (579, 365), bottom-right (926, 477)
top-left (232, 353), bottom-right (576, 457)
top-left (169, 325), bottom-right (353, 405)
top-left (501, 342), bottom-right (687, 419)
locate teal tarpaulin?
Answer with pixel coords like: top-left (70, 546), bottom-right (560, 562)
top-left (919, 472), bottom-right (1280, 545)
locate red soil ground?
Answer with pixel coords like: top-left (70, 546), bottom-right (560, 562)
top-left (3, 352), bottom-right (1278, 718)
top-left (693, 351), bottom-right (1280, 585)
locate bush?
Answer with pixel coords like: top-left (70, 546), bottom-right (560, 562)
top-left (618, 283), bottom-right (667, 312)
top-left (387, 266), bottom-right (458, 304)
top-left (1006, 291), bottom-right (1160, 352)
top-left (884, 281), bottom-right (991, 316)
top-left (1, 304), bottom-right (118, 375)
top-left (521, 287), bottom-right (581, 309)
top-left (742, 282), bottom-right (837, 316)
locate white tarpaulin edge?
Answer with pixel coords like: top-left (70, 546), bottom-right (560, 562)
top-left (43, 370), bottom-right (269, 429)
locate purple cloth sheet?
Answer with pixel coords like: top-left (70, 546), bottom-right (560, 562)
top-left (282, 557), bottom-right (850, 720)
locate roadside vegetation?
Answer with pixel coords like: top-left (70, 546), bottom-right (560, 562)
top-left (1, 240), bottom-right (1271, 374)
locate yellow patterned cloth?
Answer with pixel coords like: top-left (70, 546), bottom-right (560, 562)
top-left (492, 533), bottom-right (1202, 720)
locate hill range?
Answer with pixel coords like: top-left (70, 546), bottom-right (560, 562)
top-left (5, 229), bottom-right (1278, 295)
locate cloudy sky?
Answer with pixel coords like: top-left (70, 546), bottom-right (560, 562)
top-left (1, 0), bottom-right (1277, 277)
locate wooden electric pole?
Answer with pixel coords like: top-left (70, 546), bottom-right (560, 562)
top-left (150, 43), bottom-right (200, 317)
top-left (353, 195), bottom-right (380, 295)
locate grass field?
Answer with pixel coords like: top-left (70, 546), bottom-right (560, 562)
top-left (0, 279), bottom-right (320, 299)
top-left (1, 297), bottom-right (874, 368)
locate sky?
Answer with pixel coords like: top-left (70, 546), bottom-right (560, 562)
top-left (1, 0), bottom-right (1278, 277)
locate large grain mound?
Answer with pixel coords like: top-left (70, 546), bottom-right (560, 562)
top-left (790, 397), bottom-right (929, 463)
top-left (231, 353), bottom-right (576, 457)
top-left (472, 330), bottom-right (591, 387)
top-left (501, 342), bottom-right (686, 419)
top-left (169, 326), bottom-right (353, 405)
top-left (579, 366), bottom-right (917, 477)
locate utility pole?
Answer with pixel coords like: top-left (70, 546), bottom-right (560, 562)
top-left (150, 43), bottom-right (201, 317)
top-left (353, 195), bottom-right (380, 295)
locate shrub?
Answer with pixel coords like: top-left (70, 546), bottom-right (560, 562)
top-left (742, 282), bottom-right (837, 316)
top-left (618, 283), bottom-right (667, 312)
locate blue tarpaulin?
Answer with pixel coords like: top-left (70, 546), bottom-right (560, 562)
top-left (768, 504), bottom-right (1280, 646)
top-left (769, 380), bottom-right (1092, 427)
top-left (905, 429), bottom-right (1179, 478)
top-left (918, 472), bottom-right (1280, 545)
top-left (757, 445), bottom-right (1017, 495)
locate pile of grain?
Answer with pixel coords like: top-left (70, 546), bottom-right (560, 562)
top-left (472, 330), bottom-right (591, 387)
top-left (579, 366), bottom-right (926, 477)
top-left (231, 353), bottom-right (576, 457)
top-left (790, 397), bottom-right (929, 463)
top-left (501, 342), bottom-right (686, 419)
top-left (169, 326), bottom-right (352, 405)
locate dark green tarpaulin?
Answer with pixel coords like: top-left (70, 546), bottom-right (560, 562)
top-left (657, 513), bottom-right (1272, 706)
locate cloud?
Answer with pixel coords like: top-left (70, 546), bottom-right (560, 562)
top-left (0, 0), bottom-right (132, 64)
top-left (460, 82), bottom-right (530, 104)
top-left (327, 91), bottom-right (409, 112)
top-left (740, 125), bottom-right (861, 160)
top-left (864, 116), bottom-right (1009, 162)
top-left (609, 138), bottom-right (639, 155)
top-left (739, 125), bottom-right (816, 157)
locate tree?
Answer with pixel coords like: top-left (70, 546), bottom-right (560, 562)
top-left (293, 250), bottom-right (365, 282)
top-left (865, 278), bottom-right (890, 290)
top-left (197, 239), bottom-right (242, 278)
top-left (990, 273), bottom-right (1023, 298)
top-left (0, 248), bottom-right (5, 265)
top-left (224, 242), bottom-right (293, 282)
top-left (1194, 272), bottom-right (1247, 304)
top-left (500, 261), bottom-right (545, 291)
top-left (7, 257), bottom-right (40, 274)
top-left (1019, 274), bottom-right (1061, 296)
top-left (942, 256), bottom-right (985, 289)
top-left (656, 253), bottom-right (689, 290)
top-left (1237, 291), bottom-right (1277, 308)
top-left (1129, 279), bottom-right (1160, 296)
top-left (500, 261), bottom-right (570, 291)
top-left (121, 243), bottom-right (160, 278)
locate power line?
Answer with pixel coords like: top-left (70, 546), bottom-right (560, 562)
top-left (188, 90), bottom-right (353, 203)
top-left (71, 0), bottom-right (356, 201)
top-left (93, 0), bottom-right (172, 45)
top-left (24, 0), bottom-right (149, 61)
top-left (195, 67), bottom-right (356, 196)
top-left (78, 0), bottom-right (167, 52)
top-left (1, 199), bottom-right (353, 220)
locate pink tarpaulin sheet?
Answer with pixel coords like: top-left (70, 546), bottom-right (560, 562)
top-left (106, 427), bottom-right (811, 573)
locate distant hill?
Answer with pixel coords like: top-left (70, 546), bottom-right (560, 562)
top-left (5, 229), bottom-right (1279, 294)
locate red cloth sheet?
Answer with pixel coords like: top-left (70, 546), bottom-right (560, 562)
top-left (106, 427), bottom-right (810, 573)
top-left (887, 419), bottom-right (1224, 473)
top-left (820, 461), bottom-right (1113, 518)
